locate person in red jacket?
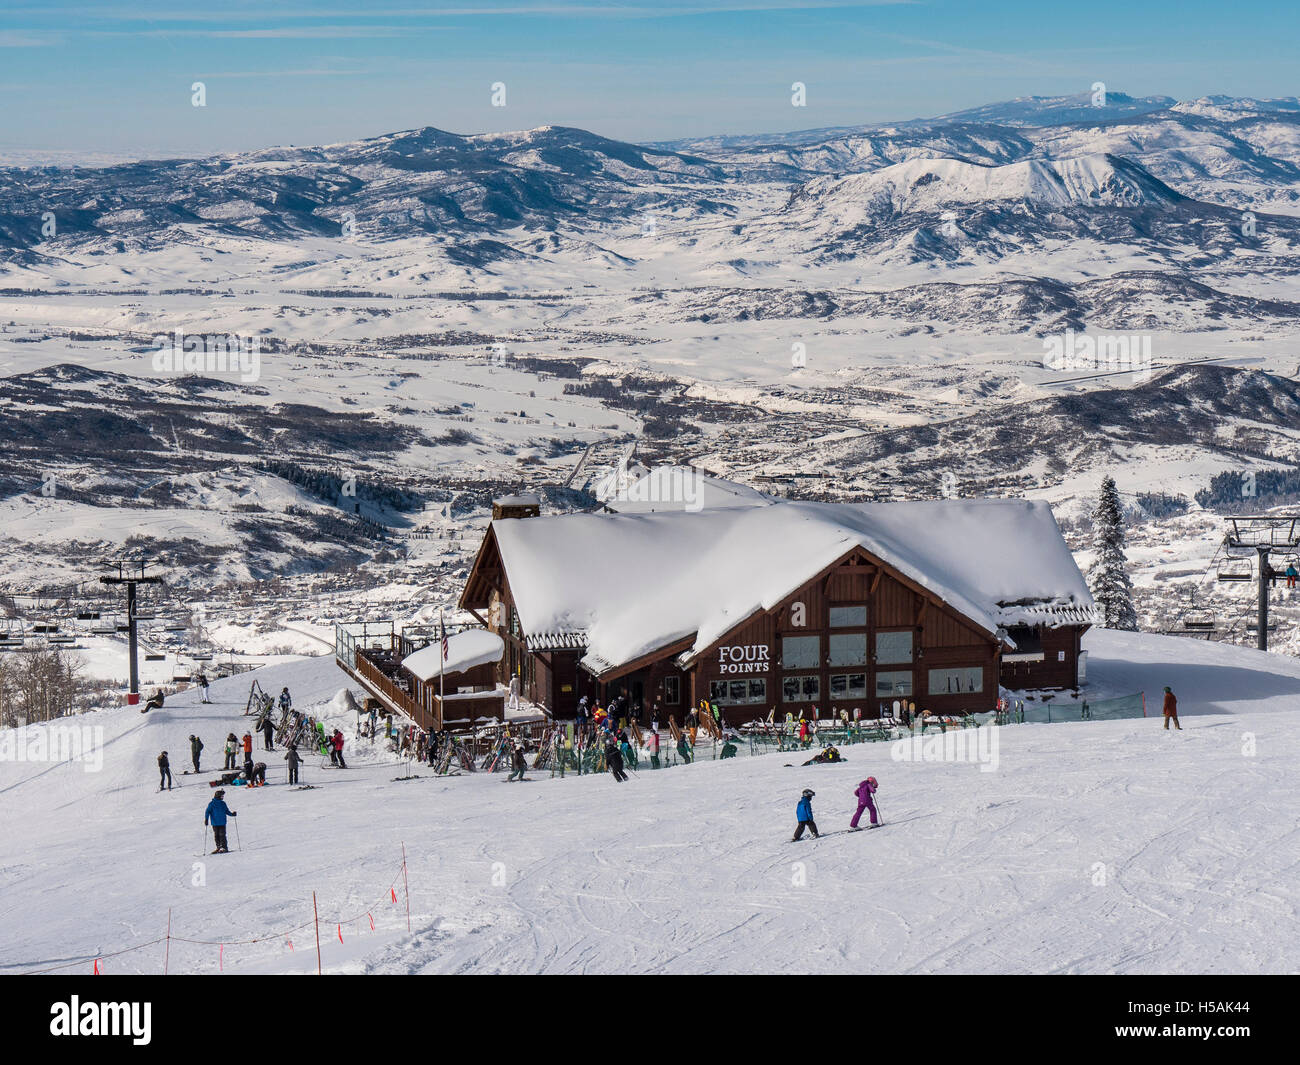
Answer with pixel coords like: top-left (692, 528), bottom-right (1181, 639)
top-left (1162, 687), bottom-right (1181, 731)
top-left (242, 732), bottom-right (253, 757)
top-left (332, 729), bottom-right (348, 769)
top-left (850, 777), bottom-right (879, 829)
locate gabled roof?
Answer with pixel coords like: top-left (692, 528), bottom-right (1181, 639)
top-left (483, 498), bottom-right (1094, 677)
top-left (403, 629), bottom-right (504, 681)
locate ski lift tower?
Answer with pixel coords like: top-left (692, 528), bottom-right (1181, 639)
top-left (1221, 515), bottom-right (1300, 651)
top-left (98, 559), bottom-right (165, 705)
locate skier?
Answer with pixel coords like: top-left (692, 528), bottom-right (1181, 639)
top-left (204, 789), bottom-right (236, 853)
top-left (801, 744), bottom-right (843, 765)
top-left (189, 734), bottom-right (203, 773)
top-left (1287, 563), bottom-right (1298, 589)
top-left (260, 713), bottom-right (275, 751)
top-left (618, 730), bottom-right (636, 770)
top-left (279, 686), bottom-right (292, 713)
top-left (241, 731), bottom-right (252, 760)
top-left (157, 750), bottom-right (172, 791)
top-left (676, 731), bottom-right (692, 764)
top-left (1162, 686), bottom-right (1182, 731)
top-left (195, 671), bottom-right (210, 703)
top-left (507, 742), bottom-right (527, 782)
top-left (605, 737), bottom-right (628, 782)
top-left (332, 729), bottom-right (348, 769)
top-left (249, 762), bottom-right (267, 787)
top-left (850, 777), bottom-right (879, 830)
top-left (224, 733), bottom-right (238, 770)
top-left (284, 744), bottom-right (302, 785)
top-left (792, 789), bottom-right (819, 841)
top-left (646, 728), bottom-right (660, 769)
top-left (798, 717), bottom-right (810, 747)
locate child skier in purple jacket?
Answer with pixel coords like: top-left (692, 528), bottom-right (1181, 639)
top-left (850, 777), bottom-right (878, 829)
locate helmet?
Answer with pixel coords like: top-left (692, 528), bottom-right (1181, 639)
top-left (214, 789), bottom-right (225, 798)
top-left (866, 777), bottom-right (877, 788)
top-left (801, 789), bottom-right (815, 798)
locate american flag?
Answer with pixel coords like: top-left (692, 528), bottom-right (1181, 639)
top-left (440, 617), bottom-right (448, 661)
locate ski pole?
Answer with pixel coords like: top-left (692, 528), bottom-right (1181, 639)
top-left (234, 817), bottom-right (242, 851)
top-left (202, 825), bottom-right (209, 855)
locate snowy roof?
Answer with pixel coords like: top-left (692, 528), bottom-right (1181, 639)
top-left (494, 493), bottom-right (540, 507)
top-left (596, 465), bottom-right (774, 514)
top-left (486, 498), bottom-right (1093, 677)
top-left (402, 629), bottom-right (504, 681)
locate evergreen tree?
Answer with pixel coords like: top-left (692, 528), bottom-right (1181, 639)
top-left (1088, 475), bottom-right (1138, 630)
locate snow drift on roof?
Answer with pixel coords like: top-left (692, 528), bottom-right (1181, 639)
top-left (490, 498), bottom-right (1093, 675)
top-left (403, 629), bottom-right (504, 681)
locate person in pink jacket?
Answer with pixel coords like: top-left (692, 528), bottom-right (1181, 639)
top-left (850, 777), bottom-right (879, 829)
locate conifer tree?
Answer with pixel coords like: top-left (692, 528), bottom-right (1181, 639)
top-left (1088, 475), bottom-right (1138, 630)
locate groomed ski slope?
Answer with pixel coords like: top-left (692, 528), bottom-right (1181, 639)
top-left (1, 629), bottom-right (1297, 975)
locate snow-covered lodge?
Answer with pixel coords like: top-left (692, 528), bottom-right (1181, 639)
top-left (456, 488), bottom-right (1096, 724)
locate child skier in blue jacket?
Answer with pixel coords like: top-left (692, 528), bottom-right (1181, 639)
top-left (792, 789), bottom-right (819, 841)
top-left (204, 790), bottom-right (237, 853)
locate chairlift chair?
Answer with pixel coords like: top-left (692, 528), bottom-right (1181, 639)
top-left (1216, 559), bottom-right (1253, 582)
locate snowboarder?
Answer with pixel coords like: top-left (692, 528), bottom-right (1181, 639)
top-left (605, 737), bottom-right (628, 782)
top-left (801, 744), bottom-right (843, 766)
top-left (1162, 686), bottom-right (1181, 730)
top-left (332, 729), bottom-right (348, 769)
top-left (260, 714), bottom-right (275, 751)
top-left (507, 742), bottom-right (527, 782)
top-left (850, 777), bottom-right (879, 829)
top-left (792, 789), bottom-right (818, 841)
top-left (223, 733), bottom-right (237, 770)
top-left (189, 734), bottom-right (203, 773)
top-left (204, 790), bottom-right (236, 853)
top-left (249, 762), bottom-right (267, 787)
top-left (284, 744), bottom-right (302, 785)
top-left (143, 688), bottom-right (165, 713)
top-left (157, 750), bottom-right (172, 791)
top-left (195, 671), bottom-right (210, 703)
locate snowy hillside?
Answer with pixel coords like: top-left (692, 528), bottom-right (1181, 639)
top-left (2, 629), bottom-right (1296, 975)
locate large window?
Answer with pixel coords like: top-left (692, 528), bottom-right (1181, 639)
top-left (875, 671), bottom-right (914, 698)
top-left (710, 678), bottom-right (767, 705)
top-left (829, 605), bottom-right (867, 627)
top-left (828, 632), bottom-right (867, 667)
top-left (876, 630), bottom-right (913, 664)
top-left (663, 676), bottom-right (681, 705)
top-left (782, 675), bottom-right (820, 702)
top-left (830, 673), bottom-right (867, 701)
top-left (928, 667), bottom-right (983, 695)
top-left (781, 635), bottom-right (820, 669)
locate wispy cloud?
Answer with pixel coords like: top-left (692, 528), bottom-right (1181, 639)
top-left (0, 30), bottom-right (61, 47)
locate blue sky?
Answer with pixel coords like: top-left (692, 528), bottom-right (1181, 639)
top-left (1, 0), bottom-right (1297, 157)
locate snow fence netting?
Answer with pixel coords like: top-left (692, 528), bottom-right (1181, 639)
top-left (1019, 693), bottom-right (1145, 723)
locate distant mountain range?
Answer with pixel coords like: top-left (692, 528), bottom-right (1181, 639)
top-left (3, 92), bottom-right (1300, 271)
